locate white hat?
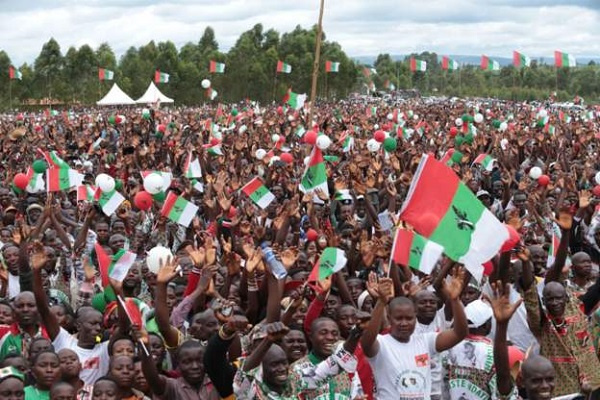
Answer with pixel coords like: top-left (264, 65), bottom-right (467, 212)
top-left (465, 299), bottom-right (493, 329)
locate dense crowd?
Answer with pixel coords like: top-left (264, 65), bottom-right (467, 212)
top-left (0, 97), bottom-right (599, 400)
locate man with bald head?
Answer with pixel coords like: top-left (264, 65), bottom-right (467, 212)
top-left (566, 251), bottom-right (594, 296)
top-left (0, 291), bottom-right (50, 360)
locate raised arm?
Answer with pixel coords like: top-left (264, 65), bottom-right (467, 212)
top-left (31, 242), bottom-right (60, 340)
top-left (435, 267), bottom-right (468, 352)
top-left (154, 257), bottom-right (182, 348)
top-left (138, 340), bottom-right (167, 396)
top-left (544, 211), bottom-right (572, 284)
top-left (360, 275), bottom-right (393, 358)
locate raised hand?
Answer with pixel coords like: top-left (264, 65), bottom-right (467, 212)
top-left (487, 281), bottom-right (522, 324)
top-left (246, 248), bottom-right (262, 274)
top-left (266, 321), bottom-right (290, 342)
top-left (156, 256), bottom-right (179, 284)
top-left (378, 277), bottom-right (395, 303)
top-left (185, 245), bottom-right (206, 267)
top-left (279, 247), bottom-right (299, 270)
top-left (223, 314), bottom-right (251, 335)
top-left (366, 272), bottom-right (380, 300)
top-left (217, 190), bottom-right (232, 212)
top-left (441, 266), bottom-right (466, 300)
top-left (555, 209), bottom-right (573, 230)
top-left (29, 241), bottom-right (47, 270)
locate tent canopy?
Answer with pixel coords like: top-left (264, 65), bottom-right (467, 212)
top-left (136, 82), bottom-right (174, 104)
top-left (96, 83), bottom-right (136, 105)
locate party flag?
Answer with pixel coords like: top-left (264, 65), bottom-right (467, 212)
top-left (96, 189), bottom-right (125, 216)
top-left (442, 56), bottom-right (459, 71)
top-left (473, 153), bottom-right (496, 172)
top-left (513, 51), bottom-right (531, 68)
top-left (242, 177), bottom-right (275, 209)
top-left (207, 88), bottom-right (218, 100)
top-left (25, 168), bottom-right (44, 193)
top-left (161, 192), bottom-right (199, 227)
top-left (308, 247), bottom-right (347, 282)
top-left (283, 89), bottom-right (306, 110)
top-left (98, 68), bottom-right (114, 80)
top-left (339, 131), bottom-right (354, 153)
top-left (38, 149), bottom-right (68, 169)
top-left (554, 51), bottom-right (577, 68)
top-left (46, 168), bottom-right (83, 192)
top-left (154, 70), bottom-right (170, 83)
top-left (183, 152), bottom-right (202, 178)
top-left (77, 185), bottom-right (96, 202)
top-left (8, 66), bottom-right (22, 80)
top-left (95, 243), bottom-right (136, 287)
top-left (325, 61), bottom-right (340, 73)
top-left (399, 154), bottom-right (508, 279)
top-left (481, 55), bottom-right (500, 71)
top-left (299, 146), bottom-right (328, 195)
top-left (392, 229), bottom-right (444, 274)
top-left (209, 60), bottom-right (225, 73)
top-left (410, 58), bottom-right (427, 72)
top-left (440, 149), bottom-right (463, 167)
top-left (295, 126), bottom-right (306, 138)
top-left (276, 61), bottom-right (292, 74)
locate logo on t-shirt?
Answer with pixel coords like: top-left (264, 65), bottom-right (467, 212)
top-left (395, 370), bottom-right (426, 393)
top-left (415, 353), bottom-right (429, 367)
top-left (83, 356), bottom-right (100, 370)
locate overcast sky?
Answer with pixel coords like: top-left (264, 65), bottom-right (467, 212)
top-left (2, 0), bottom-right (599, 65)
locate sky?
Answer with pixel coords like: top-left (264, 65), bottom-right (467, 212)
top-left (2, 0), bottom-right (599, 65)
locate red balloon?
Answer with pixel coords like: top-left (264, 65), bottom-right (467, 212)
top-left (449, 127), bottom-right (458, 137)
top-left (35, 125), bottom-right (42, 132)
top-left (277, 106), bottom-right (283, 115)
top-left (304, 130), bottom-right (318, 145)
top-left (210, 138), bottom-right (221, 146)
top-left (593, 185), bottom-right (600, 198)
top-left (158, 124), bottom-right (166, 133)
top-left (501, 224), bottom-right (521, 253)
top-left (134, 191), bottom-right (153, 211)
top-left (374, 130), bottom-right (386, 143)
top-left (115, 116), bottom-right (122, 124)
top-left (306, 228), bottom-right (319, 242)
top-left (13, 173), bottom-right (29, 190)
top-left (16, 113), bottom-right (24, 121)
top-left (537, 175), bottom-right (550, 187)
top-left (280, 153), bottom-right (293, 164)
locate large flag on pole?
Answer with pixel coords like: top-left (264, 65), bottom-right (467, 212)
top-left (98, 68), bottom-right (114, 80)
top-left (513, 51), bottom-right (531, 68)
top-left (325, 61), bottom-right (340, 73)
top-left (554, 51), bottom-right (577, 68)
top-left (392, 229), bottom-right (444, 274)
top-left (410, 58), bottom-right (427, 72)
top-left (481, 55), bottom-right (500, 71)
top-left (9, 66), bottom-right (22, 80)
top-left (209, 60), bottom-right (226, 73)
top-left (276, 61), bottom-right (292, 74)
top-left (154, 70), bottom-right (170, 83)
top-left (442, 56), bottom-right (459, 71)
top-left (399, 154), bottom-right (509, 279)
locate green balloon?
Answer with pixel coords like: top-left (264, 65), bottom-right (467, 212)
top-left (383, 137), bottom-right (397, 152)
top-left (461, 114), bottom-right (471, 122)
top-left (153, 191), bottom-right (166, 203)
top-left (455, 136), bottom-right (464, 146)
top-left (142, 112), bottom-right (150, 120)
top-left (451, 150), bottom-right (463, 164)
top-left (32, 159), bottom-right (47, 174)
top-left (464, 133), bottom-right (474, 145)
top-left (108, 116), bottom-right (116, 125)
top-left (231, 109), bottom-right (238, 116)
top-left (114, 179), bottom-right (123, 191)
top-left (492, 120), bottom-right (501, 129)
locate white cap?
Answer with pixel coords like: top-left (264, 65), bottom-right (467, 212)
top-left (465, 299), bottom-right (493, 329)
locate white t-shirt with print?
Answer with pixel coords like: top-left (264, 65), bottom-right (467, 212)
top-left (368, 332), bottom-right (438, 400)
top-left (52, 327), bottom-right (109, 385)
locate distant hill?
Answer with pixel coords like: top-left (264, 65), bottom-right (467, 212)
top-left (352, 55), bottom-right (600, 67)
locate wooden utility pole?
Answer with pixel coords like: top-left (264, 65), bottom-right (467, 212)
top-left (308, 0), bottom-right (325, 128)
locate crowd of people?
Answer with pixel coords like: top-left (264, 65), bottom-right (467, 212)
top-left (0, 96), bottom-right (598, 400)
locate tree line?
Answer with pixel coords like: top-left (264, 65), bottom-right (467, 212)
top-left (0, 24), bottom-right (599, 109)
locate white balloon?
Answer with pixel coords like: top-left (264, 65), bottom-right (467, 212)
top-left (146, 246), bottom-right (173, 274)
top-left (143, 173), bottom-right (165, 194)
top-left (142, 108), bottom-right (150, 117)
top-left (474, 113), bottom-right (484, 124)
top-left (201, 79), bottom-right (211, 89)
top-left (529, 166), bottom-right (542, 180)
top-left (316, 135), bottom-right (332, 150)
top-left (374, 124), bottom-right (379, 130)
top-left (95, 174), bottom-right (115, 193)
top-left (387, 113), bottom-right (394, 120)
top-left (538, 109), bottom-right (548, 118)
top-left (595, 171), bottom-right (600, 185)
top-left (239, 125), bottom-right (247, 134)
top-left (499, 122), bottom-right (508, 132)
top-left (367, 138), bottom-right (381, 152)
top-left (255, 149), bottom-right (267, 160)
top-left (455, 118), bottom-right (463, 127)
top-left (271, 134), bottom-right (280, 143)
top-left (413, 114), bottom-right (419, 121)
top-left (288, 115), bottom-right (295, 121)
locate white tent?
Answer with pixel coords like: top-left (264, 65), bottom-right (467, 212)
top-left (96, 83), bottom-right (136, 105)
top-left (136, 82), bottom-right (174, 104)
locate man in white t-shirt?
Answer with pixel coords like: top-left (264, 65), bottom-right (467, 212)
top-left (30, 242), bottom-right (123, 385)
top-left (360, 268), bottom-right (468, 400)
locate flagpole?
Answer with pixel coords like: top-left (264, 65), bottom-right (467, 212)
top-left (273, 72), bottom-right (278, 102)
top-left (8, 79), bottom-right (12, 110)
top-left (324, 70), bottom-right (328, 100)
top-left (308, 0), bottom-right (325, 128)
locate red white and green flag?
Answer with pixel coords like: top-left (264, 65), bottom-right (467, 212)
top-left (440, 149), bottom-right (463, 167)
top-left (38, 149), bottom-right (69, 169)
top-left (299, 146), bottom-right (328, 195)
top-left (154, 70), bottom-right (170, 83)
top-left (98, 68), bottom-right (114, 80)
top-left (399, 154), bottom-right (509, 279)
top-left (558, 110), bottom-right (571, 123)
top-left (46, 168), bottom-right (83, 192)
top-left (242, 177), bottom-right (275, 209)
top-left (9, 66), bottom-right (22, 80)
top-left (384, 80), bottom-right (396, 90)
top-left (209, 60), bottom-right (226, 73)
top-left (77, 185), bottom-right (96, 202)
top-left (206, 88), bottom-right (218, 100)
top-left (283, 89), bottom-right (306, 110)
top-left (554, 51), bottom-right (576, 68)
top-left (161, 192), bottom-right (199, 227)
top-left (96, 189), bottom-right (125, 216)
top-left (513, 51), bottom-right (531, 68)
top-left (339, 131), bottom-right (354, 153)
top-left (392, 229), bottom-right (444, 274)
top-left (276, 61), bottom-right (292, 74)
top-left (473, 153), bottom-right (496, 172)
top-left (308, 247), bottom-right (347, 282)
top-left (95, 243), bottom-right (137, 286)
top-left (481, 55), bottom-right (500, 71)
top-left (442, 56), bottom-right (459, 71)
top-left (544, 123), bottom-right (556, 135)
top-left (325, 61), bottom-right (340, 73)
top-left (295, 126), bottom-right (306, 138)
top-left (25, 168), bottom-right (45, 193)
top-left (204, 143), bottom-right (223, 156)
top-left (410, 58), bottom-right (427, 72)
top-left (183, 152), bottom-right (202, 178)
top-left (366, 106), bottom-right (377, 118)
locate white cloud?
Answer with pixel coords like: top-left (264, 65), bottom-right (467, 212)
top-left (1, 0), bottom-right (598, 65)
